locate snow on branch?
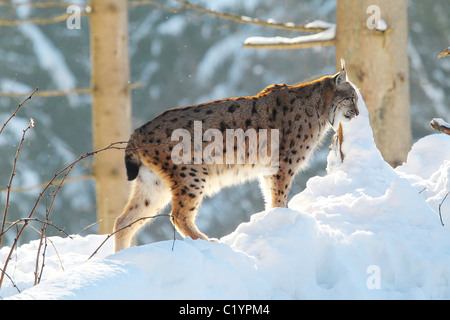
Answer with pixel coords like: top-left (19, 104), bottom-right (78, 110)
top-left (430, 118), bottom-right (450, 135)
top-left (176, 0), bottom-right (329, 33)
top-left (243, 22), bottom-right (336, 49)
top-left (165, 1), bottom-right (337, 50)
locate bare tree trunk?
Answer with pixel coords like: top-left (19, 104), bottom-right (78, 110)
top-left (89, 0), bottom-right (131, 233)
top-left (336, 0), bottom-right (411, 167)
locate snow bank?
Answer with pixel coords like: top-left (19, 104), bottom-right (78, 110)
top-left (2, 86), bottom-right (450, 300)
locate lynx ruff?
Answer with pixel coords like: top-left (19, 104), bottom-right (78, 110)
top-left (113, 66), bottom-right (359, 251)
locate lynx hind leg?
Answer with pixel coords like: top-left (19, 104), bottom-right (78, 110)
top-left (114, 167), bottom-right (171, 252)
top-left (170, 186), bottom-right (211, 241)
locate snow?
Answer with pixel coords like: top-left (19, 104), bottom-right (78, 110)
top-left (304, 19), bottom-right (335, 30)
top-left (375, 19), bottom-right (388, 32)
top-left (2, 85), bottom-right (450, 300)
top-left (244, 24), bottom-right (335, 47)
top-left (431, 118), bottom-right (450, 129)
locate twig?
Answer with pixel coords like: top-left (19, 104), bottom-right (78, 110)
top-left (87, 214), bottom-right (171, 261)
top-left (0, 218), bottom-right (69, 291)
top-left (0, 174), bottom-right (94, 194)
top-left (0, 87), bottom-right (38, 135)
top-left (0, 266), bottom-right (21, 295)
top-left (0, 218), bottom-right (72, 239)
top-left (34, 194), bottom-right (52, 285)
top-left (47, 237), bottom-right (65, 272)
top-left (0, 141), bottom-right (128, 289)
top-left (0, 118), bottom-right (35, 249)
top-left (76, 220), bottom-right (101, 236)
top-left (419, 187), bottom-right (427, 194)
top-left (438, 192), bottom-right (449, 227)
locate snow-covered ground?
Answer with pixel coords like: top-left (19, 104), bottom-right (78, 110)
top-left (2, 87), bottom-right (450, 300)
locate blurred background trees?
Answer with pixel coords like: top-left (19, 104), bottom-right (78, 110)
top-left (0, 0), bottom-right (449, 246)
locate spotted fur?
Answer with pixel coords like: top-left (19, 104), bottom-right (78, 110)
top-left (114, 67), bottom-right (359, 251)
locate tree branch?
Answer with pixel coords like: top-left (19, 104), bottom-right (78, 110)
top-left (0, 12), bottom-right (88, 26)
top-left (0, 83), bottom-right (142, 98)
top-left (175, 0), bottom-right (329, 33)
top-left (243, 24), bottom-right (336, 49)
top-left (0, 1), bottom-right (79, 8)
top-left (430, 118), bottom-right (450, 135)
top-left (438, 47), bottom-right (450, 59)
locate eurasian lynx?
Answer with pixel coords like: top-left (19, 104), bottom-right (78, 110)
top-left (114, 66), bottom-right (358, 252)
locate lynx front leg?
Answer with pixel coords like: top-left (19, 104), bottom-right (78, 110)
top-left (260, 169), bottom-right (294, 209)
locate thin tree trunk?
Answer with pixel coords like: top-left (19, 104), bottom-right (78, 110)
top-left (89, 0), bottom-right (131, 233)
top-left (335, 0), bottom-right (411, 167)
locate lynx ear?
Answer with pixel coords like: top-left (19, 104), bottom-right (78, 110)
top-left (334, 69), bottom-right (347, 88)
top-left (340, 58), bottom-right (346, 70)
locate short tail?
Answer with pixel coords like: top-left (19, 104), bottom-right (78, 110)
top-left (124, 140), bottom-right (141, 181)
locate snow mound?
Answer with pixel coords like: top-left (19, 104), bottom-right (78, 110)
top-left (2, 86), bottom-right (450, 300)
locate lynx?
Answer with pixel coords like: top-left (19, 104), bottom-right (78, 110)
top-left (113, 66), bottom-right (359, 252)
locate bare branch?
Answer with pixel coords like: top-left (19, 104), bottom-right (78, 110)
top-left (0, 218), bottom-right (72, 239)
top-left (0, 141), bottom-right (128, 289)
top-left (0, 87), bottom-right (38, 135)
top-left (439, 192), bottom-right (449, 227)
top-left (0, 1), bottom-right (79, 8)
top-left (0, 174), bottom-right (94, 194)
top-left (87, 214), bottom-right (171, 261)
top-left (0, 12), bottom-right (88, 26)
top-left (0, 83), bottom-right (142, 98)
top-left (0, 1), bottom-right (174, 26)
top-left (176, 0), bottom-right (328, 33)
top-left (0, 266), bottom-right (21, 295)
top-left (0, 118), bottom-right (35, 249)
top-left (0, 87), bottom-right (90, 98)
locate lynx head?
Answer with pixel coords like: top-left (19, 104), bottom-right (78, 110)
top-left (329, 65), bottom-right (359, 130)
